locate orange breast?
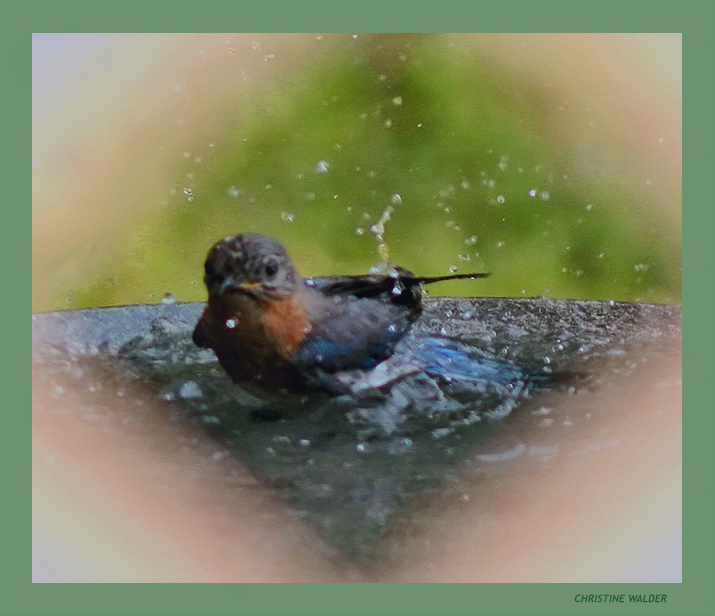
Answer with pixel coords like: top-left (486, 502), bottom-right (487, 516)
top-left (261, 293), bottom-right (311, 360)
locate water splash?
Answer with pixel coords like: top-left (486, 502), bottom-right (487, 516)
top-left (370, 202), bottom-right (397, 264)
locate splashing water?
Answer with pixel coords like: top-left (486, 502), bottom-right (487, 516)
top-left (370, 203), bottom-right (396, 264)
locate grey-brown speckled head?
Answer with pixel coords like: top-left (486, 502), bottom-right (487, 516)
top-left (203, 234), bottom-right (301, 300)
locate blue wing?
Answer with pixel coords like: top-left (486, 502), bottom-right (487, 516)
top-left (408, 336), bottom-right (548, 395)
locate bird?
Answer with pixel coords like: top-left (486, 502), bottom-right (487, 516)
top-left (192, 233), bottom-right (492, 394)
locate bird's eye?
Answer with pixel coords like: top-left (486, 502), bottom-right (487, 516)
top-left (263, 258), bottom-right (279, 278)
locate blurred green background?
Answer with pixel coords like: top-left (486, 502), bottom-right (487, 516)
top-left (47, 34), bottom-right (680, 311)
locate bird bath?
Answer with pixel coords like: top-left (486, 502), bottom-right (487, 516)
top-left (32, 297), bottom-right (681, 576)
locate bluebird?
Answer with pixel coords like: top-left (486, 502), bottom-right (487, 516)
top-left (192, 233), bottom-right (491, 394)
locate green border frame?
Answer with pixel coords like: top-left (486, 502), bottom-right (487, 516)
top-left (14, 3), bottom-right (713, 615)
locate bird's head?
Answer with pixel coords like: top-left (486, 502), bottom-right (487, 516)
top-left (203, 234), bottom-right (300, 302)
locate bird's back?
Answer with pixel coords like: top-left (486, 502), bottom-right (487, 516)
top-left (295, 274), bottom-right (422, 376)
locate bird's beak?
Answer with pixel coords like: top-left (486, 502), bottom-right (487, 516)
top-left (218, 278), bottom-right (262, 296)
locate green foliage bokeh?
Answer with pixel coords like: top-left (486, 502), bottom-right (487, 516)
top-left (67, 35), bottom-right (681, 310)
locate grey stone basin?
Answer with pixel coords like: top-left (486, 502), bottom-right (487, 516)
top-left (32, 297), bottom-right (681, 568)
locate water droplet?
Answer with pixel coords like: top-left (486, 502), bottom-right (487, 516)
top-left (464, 235), bottom-right (478, 246)
top-left (496, 195), bottom-right (506, 204)
top-left (585, 203), bottom-right (594, 212)
top-left (391, 193), bottom-right (402, 204)
top-left (161, 293), bottom-right (177, 304)
top-left (449, 265), bottom-right (459, 273)
top-left (528, 189), bottom-right (538, 198)
top-left (355, 227), bottom-right (365, 236)
top-left (498, 155), bottom-right (509, 171)
top-left (251, 41), bottom-right (261, 50)
top-left (461, 180), bottom-right (471, 190)
top-left (458, 253), bottom-right (470, 261)
top-left (178, 380), bottom-right (202, 400)
top-left (384, 119), bottom-right (393, 128)
top-left (280, 211), bottom-right (296, 223)
top-left (438, 185), bottom-right (455, 198)
top-left (315, 160), bottom-right (330, 173)
top-left (540, 191), bottom-right (551, 201)
top-left (263, 54), bottom-right (275, 61)
top-left (226, 186), bottom-right (241, 198)
top-left (634, 262), bottom-right (650, 272)
top-left (392, 96), bottom-right (403, 106)
top-left (225, 318), bottom-right (238, 329)
top-left (391, 280), bottom-right (405, 296)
